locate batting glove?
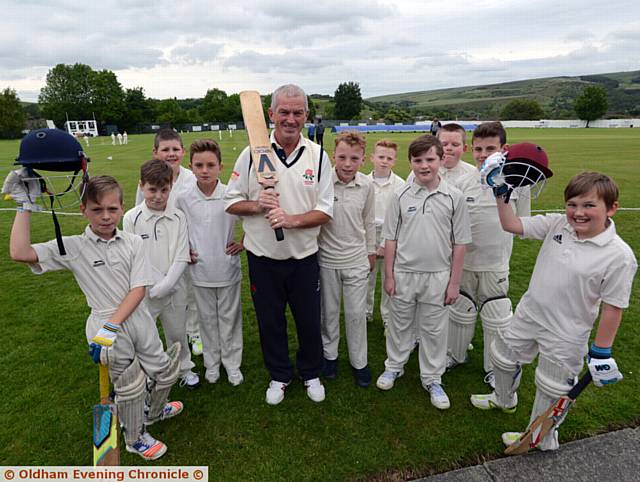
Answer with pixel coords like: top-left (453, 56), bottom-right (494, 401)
top-left (480, 152), bottom-right (513, 202)
top-left (91, 321), bottom-right (120, 347)
top-left (1, 168), bottom-right (42, 212)
top-left (587, 344), bottom-right (623, 387)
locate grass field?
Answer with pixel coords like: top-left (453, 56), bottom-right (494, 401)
top-left (0, 128), bottom-right (639, 481)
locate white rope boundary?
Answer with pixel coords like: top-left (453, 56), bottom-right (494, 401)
top-left (3, 207), bottom-right (640, 216)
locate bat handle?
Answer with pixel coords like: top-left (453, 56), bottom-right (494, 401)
top-left (99, 365), bottom-right (110, 401)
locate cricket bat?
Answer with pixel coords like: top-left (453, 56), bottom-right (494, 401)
top-left (504, 371), bottom-right (592, 455)
top-left (239, 90), bottom-right (284, 241)
top-left (93, 365), bottom-right (119, 465)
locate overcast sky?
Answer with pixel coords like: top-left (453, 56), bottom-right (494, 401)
top-left (4, 0), bottom-right (639, 102)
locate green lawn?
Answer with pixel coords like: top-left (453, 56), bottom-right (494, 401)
top-left (0, 128), bottom-right (639, 481)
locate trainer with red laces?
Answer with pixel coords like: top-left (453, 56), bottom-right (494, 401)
top-left (225, 84), bottom-right (333, 405)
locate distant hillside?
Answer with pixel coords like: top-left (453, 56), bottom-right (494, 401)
top-left (365, 70), bottom-right (640, 120)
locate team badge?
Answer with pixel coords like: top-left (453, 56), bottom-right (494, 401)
top-left (92, 260), bottom-right (105, 267)
top-left (553, 234), bottom-right (563, 244)
top-left (303, 169), bottom-right (315, 186)
top-left (230, 170), bottom-right (240, 182)
top-left (407, 206), bottom-right (417, 213)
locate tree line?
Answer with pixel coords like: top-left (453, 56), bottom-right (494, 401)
top-left (0, 62), bottom-right (613, 139)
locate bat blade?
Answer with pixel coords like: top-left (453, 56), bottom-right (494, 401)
top-left (239, 90), bottom-right (284, 241)
top-left (504, 371), bottom-right (592, 455)
top-left (93, 365), bottom-right (119, 465)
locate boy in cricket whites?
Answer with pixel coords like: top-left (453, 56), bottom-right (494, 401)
top-left (365, 139), bottom-right (405, 329)
top-left (406, 123), bottom-right (475, 185)
top-left (5, 171), bottom-right (183, 461)
top-left (176, 139), bottom-right (245, 386)
top-left (447, 122), bottom-right (530, 388)
top-left (471, 170), bottom-right (636, 450)
top-left (377, 135), bottom-right (471, 409)
top-left (123, 159), bottom-right (199, 389)
top-left (135, 128), bottom-right (203, 358)
top-left (318, 131), bottom-right (376, 387)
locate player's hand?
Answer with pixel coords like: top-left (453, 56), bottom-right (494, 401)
top-left (368, 254), bottom-right (376, 272)
top-left (189, 249), bottom-right (199, 264)
top-left (257, 190), bottom-right (280, 211)
top-left (444, 281), bottom-right (460, 306)
top-left (267, 208), bottom-right (290, 229)
top-left (225, 241), bottom-right (244, 256)
top-left (588, 344), bottom-right (623, 387)
top-left (376, 246), bottom-right (385, 258)
top-left (480, 152), bottom-right (506, 187)
top-left (2, 168), bottom-right (42, 211)
top-left (384, 276), bottom-right (396, 297)
top-left (91, 321), bottom-right (120, 347)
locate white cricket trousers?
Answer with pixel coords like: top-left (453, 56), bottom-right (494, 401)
top-left (320, 264), bottom-right (369, 369)
top-left (192, 282), bottom-right (243, 374)
top-left (146, 293), bottom-right (194, 377)
top-left (385, 270), bottom-right (450, 385)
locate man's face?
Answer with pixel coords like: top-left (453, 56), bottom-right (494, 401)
top-left (81, 190), bottom-right (124, 240)
top-left (153, 140), bottom-right (185, 175)
top-left (472, 136), bottom-right (504, 167)
top-left (268, 95), bottom-right (307, 147)
top-left (333, 142), bottom-right (365, 183)
top-left (140, 181), bottom-right (171, 211)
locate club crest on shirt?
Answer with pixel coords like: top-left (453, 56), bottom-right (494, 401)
top-left (92, 260), bottom-right (105, 267)
top-left (140, 234), bottom-right (149, 240)
top-left (303, 168), bottom-right (315, 185)
top-left (553, 234), bottom-right (563, 244)
top-left (407, 206), bottom-right (417, 213)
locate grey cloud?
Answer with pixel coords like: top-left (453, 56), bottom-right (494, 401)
top-left (225, 50), bottom-right (340, 74)
top-left (168, 42), bottom-right (225, 64)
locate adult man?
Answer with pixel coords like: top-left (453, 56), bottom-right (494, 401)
top-left (225, 84), bottom-right (334, 405)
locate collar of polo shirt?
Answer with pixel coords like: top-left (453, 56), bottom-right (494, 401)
top-left (563, 217), bottom-right (617, 246)
top-left (84, 225), bottom-right (122, 244)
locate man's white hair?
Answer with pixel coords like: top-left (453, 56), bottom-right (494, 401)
top-left (271, 84), bottom-right (308, 111)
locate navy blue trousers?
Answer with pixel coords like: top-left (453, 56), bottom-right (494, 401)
top-left (247, 251), bottom-right (323, 382)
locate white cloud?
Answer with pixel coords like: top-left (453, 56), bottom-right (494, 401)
top-left (1, 0), bottom-right (638, 102)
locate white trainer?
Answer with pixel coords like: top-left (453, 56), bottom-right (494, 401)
top-left (228, 370), bottom-right (244, 386)
top-left (205, 369), bottom-right (220, 384)
top-left (304, 377), bottom-right (325, 402)
top-left (502, 431), bottom-right (522, 447)
top-left (425, 383), bottom-right (451, 410)
top-left (266, 380), bottom-right (289, 405)
top-left (470, 391), bottom-right (517, 413)
top-left (376, 369), bottom-right (404, 390)
top-left (179, 371), bottom-right (201, 390)
top-left (126, 432), bottom-right (167, 461)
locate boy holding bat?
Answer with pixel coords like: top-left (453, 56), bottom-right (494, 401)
top-left (471, 169), bottom-right (636, 451)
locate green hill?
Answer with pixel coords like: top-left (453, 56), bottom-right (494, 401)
top-left (366, 70), bottom-right (640, 120)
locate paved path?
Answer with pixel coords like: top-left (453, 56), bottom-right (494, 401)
top-left (414, 427), bottom-right (640, 482)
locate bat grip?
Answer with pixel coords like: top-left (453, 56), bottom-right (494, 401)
top-left (265, 186), bottom-right (285, 242)
top-left (568, 371), bottom-right (592, 400)
top-left (99, 365), bottom-right (110, 401)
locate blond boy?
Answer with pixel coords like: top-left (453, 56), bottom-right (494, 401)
top-left (377, 135), bottom-right (471, 409)
top-left (123, 159), bottom-right (199, 389)
top-left (447, 122), bottom-right (530, 389)
top-left (319, 131), bottom-right (376, 387)
top-left (471, 171), bottom-right (636, 451)
top-left (6, 173), bottom-right (182, 460)
top-left (365, 139), bottom-right (405, 327)
top-left (176, 139), bottom-right (244, 386)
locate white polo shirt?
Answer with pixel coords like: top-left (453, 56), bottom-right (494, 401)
top-left (517, 214), bottom-right (637, 344)
top-left (455, 169), bottom-right (531, 272)
top-left (224, 133), bottom-right (334, 260)
top-left (406, 160), bottom-right (476, 185)
top-left (318, 170), bottom-right (376, 269)
top-left (367, 171), bottom-right (406, 231)
top-left (135, 165), bottom-right (196, 208)
top-left (30, 227), bottom-right (153, 341)
top-left (122, 202), bottom-right (190, 278)
top-left (383, 178), bottom-right (472, 273)
top-left (176, 181), bottom-right (241, 287)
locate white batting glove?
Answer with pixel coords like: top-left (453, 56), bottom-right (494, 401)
top-left (2, 168), bottom-right (42, 211)
top-left (91, 321), bottom-right (121, 347)
top-left (587, 344), bottom-right (623, 387)
top-left (479, 152), bottom-right (507, 188)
